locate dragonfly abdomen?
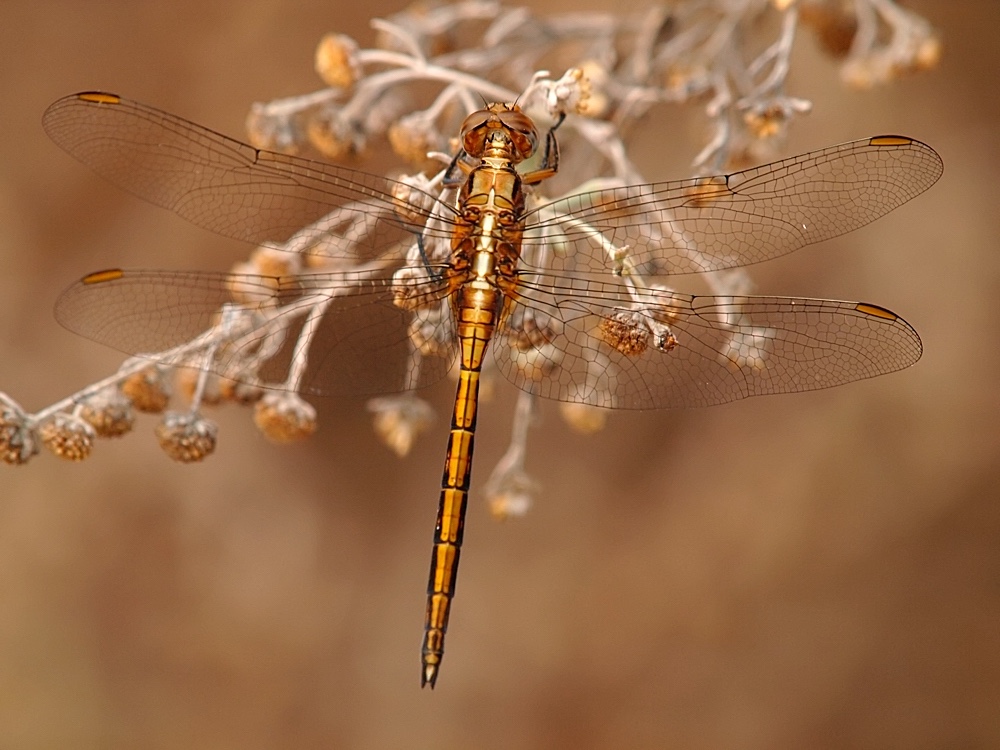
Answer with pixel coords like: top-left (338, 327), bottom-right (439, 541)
top-left (422, 284), bottom-right (500, 688)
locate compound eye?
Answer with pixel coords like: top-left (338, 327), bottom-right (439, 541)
top-left (460, 110), bottom-right (491, 156)
top-left (498, 110), bottom-right (538, 160)
top-left (460, 110), bottom-right (490, 136)
top-left (498, 109), bottom-right (533, 132)
top-left (508, 129), bottom-right (537, 161)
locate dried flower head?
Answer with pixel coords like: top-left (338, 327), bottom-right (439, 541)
top-left (253, 393), bottom-right (318, 443)
top-left (801, 1), bottom-right (858, 59)
top-left (913, 35), bottom-right (943, 72)
top-left (559, 402), bottom-right (607, 434)
top-left (79, 388), bottom-right (135, 438)
top-left (743, 103), bottom-right (787, 140)
top-left (307, 105), bottom-right (360, 160)
top-left (315, 33), bottom-right (362, 90)
top-left (248, 245), bottom-right (302, 278)
top-left (0, 397), bottom-right (39, 465)
top-left (226, 261), bottom-right (282, 306)
top-left (486, 468), bottom-right (536, 521)
top-left (573, 62), bottom-right (611, 118)
top-left (741, 96), bottom-right (811, 142)
top-left (598, 309), bottom-right (650, 357)
top-left (389, 112), bottom-right (446, 169)
top-left (245, 104), bottom-right (303, 154)
top-left (535, 65), bottom-right (608, 120)
top-left (368, 395), bottom-right (435, 457)
top-left (391, 176), bottom-right (440, 226)
top-left (40, 412), bottom-right (96, 461)
top-left (155, 412), bottom-right (218, 463)
top-left (121, 367), bottom-right (171, 413)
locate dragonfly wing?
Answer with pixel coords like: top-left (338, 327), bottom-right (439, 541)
top-left (494, 272), bottom-right (921, 409)
top-left (42, 92), bottom-right (458, 255)
top-left (56, 267), bottom-right (458, 397)
top-left (520, 136), bottom-right (942, 276)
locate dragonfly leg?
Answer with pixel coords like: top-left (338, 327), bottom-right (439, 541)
top-left (521, 112), bottom-right (563, 186)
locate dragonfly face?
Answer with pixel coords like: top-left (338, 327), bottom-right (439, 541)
top-left (459, 103), bottom-right (539, 162)
top-left (43, 92), bottom-right (942, 688)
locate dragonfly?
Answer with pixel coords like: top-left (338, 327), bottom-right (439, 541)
top-left (42, 91), bottom-right (942, 688)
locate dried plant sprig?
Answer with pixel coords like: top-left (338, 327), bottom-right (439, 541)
top-left (2, 0), bottom-right (937, 529)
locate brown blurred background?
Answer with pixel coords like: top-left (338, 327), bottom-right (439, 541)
top-left (1, 2), bottom-right (997, 748)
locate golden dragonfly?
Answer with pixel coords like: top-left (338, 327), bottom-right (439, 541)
top-left (43, 91), bottom-right (941, 688)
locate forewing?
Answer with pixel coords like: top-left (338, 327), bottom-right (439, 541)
top-left (494, 272), bottom-right (922, 409)
top-left (55, 268), bottom-right (458, 397)
top-left (520, 136), bottom-right (943, 276)
top-left (42, 92), bottom-right (458, 255)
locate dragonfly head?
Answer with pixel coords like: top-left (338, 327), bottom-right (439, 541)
top-left (460, 103), bottom-right (538, 163)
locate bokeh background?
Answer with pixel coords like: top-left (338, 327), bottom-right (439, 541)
top-left (1, 2), bottom-right (997, 748)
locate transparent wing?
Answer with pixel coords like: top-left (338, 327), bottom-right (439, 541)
top-left (520, 136), bottom-right (943, 276)
top-left (45, 93), bottom-right (933, 408)
top-left (55, 268), bottom-right (459, 397)
top-left (42, 92), bottom-right (460, 253)
top-left (494, 272), bottom-right (922, 409)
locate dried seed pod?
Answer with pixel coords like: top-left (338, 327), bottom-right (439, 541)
top-left (40, 412), bottom-right (96, 461)
top-left (559, 402), bottom-right (607, 434)
top-left (743, 104), bottom-right (787, 140)
top-left (598, 309), bottom-right (650, 357)
top-left (368, 395), bottom-right (434, 457)
top-left (307, 105), bottom-right (359, 160)
top-left (248, 245), bottom-right (302, 278)
top-left (800, 2), bottom-right (858, 59)
top-left (388, 112), bottom-right (445, 169)
top-left (121, 367), bottom-right (171, 413)
top-left (80, 388), bottom-right (135, 438)
top-left (226, 261), bottom-right (281, 305)
top-left (245, 104), bottom-right (302, 154)
top-left (913, 35), bottom-right (943, 72)
top-left (253, 393), bottom-right (318, 444)
top-left (315, 33), bottom-right (361, 89)
top-left (0, 400), bottom-right (39, 465)
top-left (485, 469), bottom-right (536, 521)
top-left (155, 412), bottom-right (218, 463)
